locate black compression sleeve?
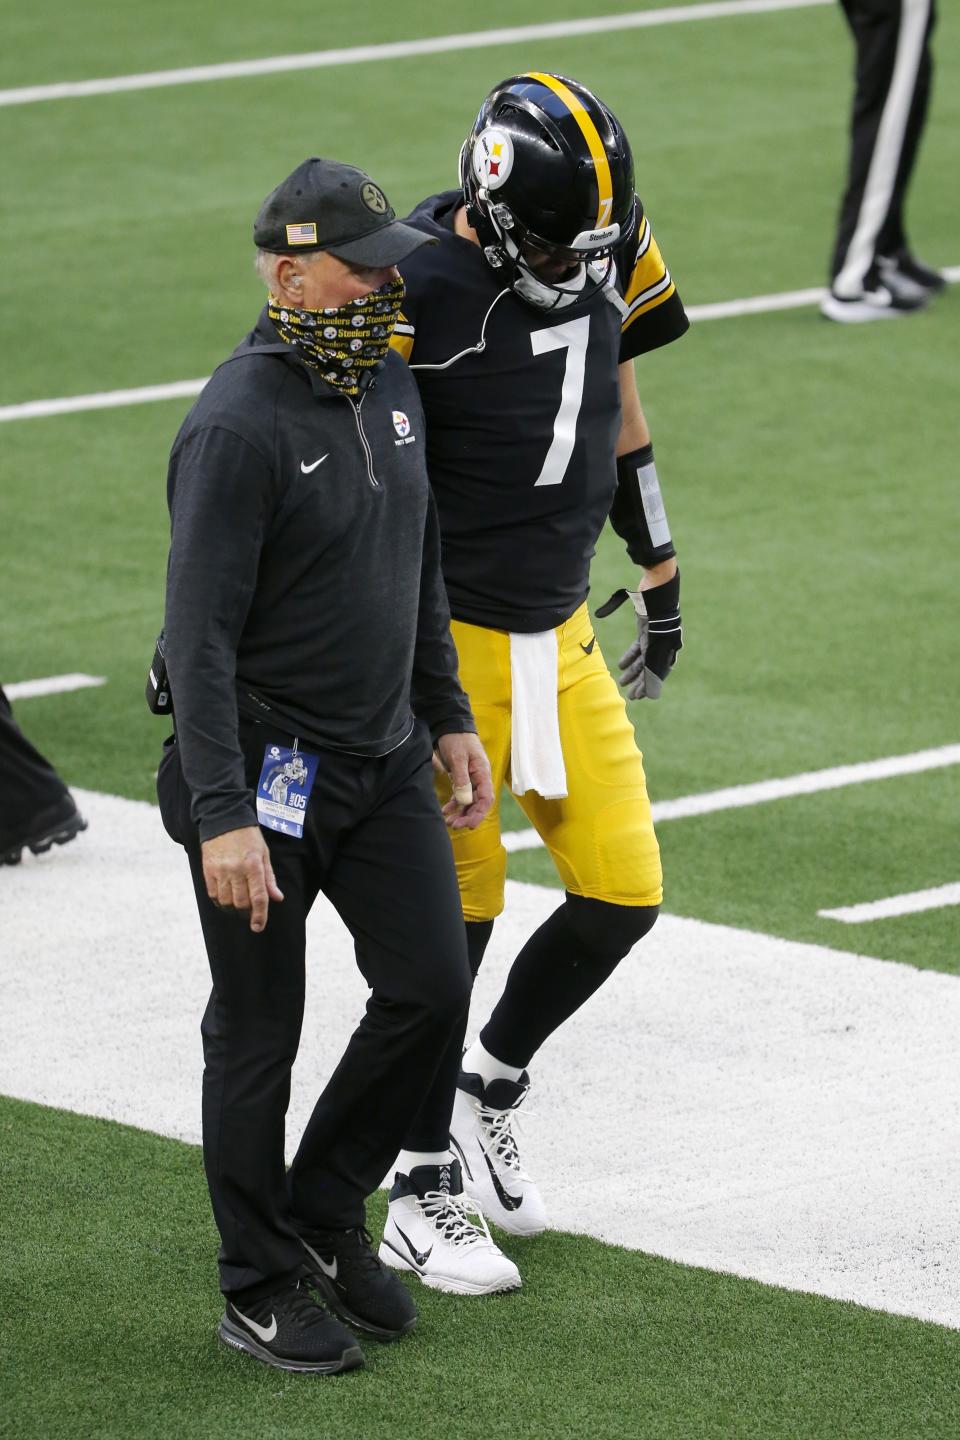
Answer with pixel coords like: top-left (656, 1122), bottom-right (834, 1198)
top-left (608, 443), bottom-right (676, 567)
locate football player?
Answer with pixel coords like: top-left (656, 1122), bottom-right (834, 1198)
top-left (379, 73), bottom-right (688, 1294)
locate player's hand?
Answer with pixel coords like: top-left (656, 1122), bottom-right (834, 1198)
top-left (597, 570), bottom-right (682, 700)
top-left (201, 826), bottom-right (284, 933)
top-left (435, 731), bottom-right (494, 830)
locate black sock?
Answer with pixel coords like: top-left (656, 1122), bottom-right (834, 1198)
top-left (480, 895), bottom-right (658, 1069)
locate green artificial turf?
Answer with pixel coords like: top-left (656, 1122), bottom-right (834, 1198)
top-left (0, 4), bottom-right (885, 403)
top-left (0, 0), bottom-right (679, 89)
top-left (2, 1095), bottom-right (958, 1440)
top-left (3, 8), bottom-right (960, 1438)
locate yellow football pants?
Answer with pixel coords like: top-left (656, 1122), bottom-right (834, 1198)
top-left (436, 602), bottom-right (663, 921)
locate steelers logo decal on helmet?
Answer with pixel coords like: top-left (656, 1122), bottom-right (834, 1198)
top-left (472, 128), bottom-right (514, 191)
top-left (361, 181), bottom-right (388, 214)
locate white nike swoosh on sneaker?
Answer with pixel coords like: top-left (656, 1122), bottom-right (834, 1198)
top-left (302, 1239), bottom-right (338, 1281)
top-left (233, 1306), bottom-right (278, 1342)
top-left (300, 454), bottom-right (329, 473)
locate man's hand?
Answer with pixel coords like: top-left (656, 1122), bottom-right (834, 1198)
top-left (435, 732), bottom-right (494, 830)
top-left (597, 569), bottom-right (682, 700)
top-left (201, 826), bottom-right (284, 933)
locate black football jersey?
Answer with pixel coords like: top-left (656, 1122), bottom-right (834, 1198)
top-left (393, 190), bottom-right (688, 632)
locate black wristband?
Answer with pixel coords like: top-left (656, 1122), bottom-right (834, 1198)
top-left (609, 444), bottom-right (676, 567)
top-left (641, 569), bottom-right (680, 619)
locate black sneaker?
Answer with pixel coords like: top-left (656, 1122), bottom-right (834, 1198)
top-left (0, 793), bottom-right (88, 866)
top-left (218, 1277), bottom-right (364, 1374)
top-left (879, 250), bottom-right (947, 294)
top-left (300, 1225), bottom-right (417, 1341)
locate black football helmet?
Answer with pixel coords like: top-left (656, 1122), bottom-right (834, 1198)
top-left (460, 72), bottom-right (637, 311)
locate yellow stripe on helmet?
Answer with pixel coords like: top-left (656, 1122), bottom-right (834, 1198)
top-left (524, 72), bottom-right (613, 230)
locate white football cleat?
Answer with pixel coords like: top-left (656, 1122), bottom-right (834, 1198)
top-left (450, 1069), bottom-right (548, 1236)
top-left (379, 1159), bottom-right (521, 1296)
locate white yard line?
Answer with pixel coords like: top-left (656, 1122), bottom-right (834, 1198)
top-left (0, 1), bottom-right (832, 108)
top-left (5, 673), bottom-right (106, 701)
top-left (3, 268), bottom-right (957, 426)
top-left (820, 883), bottom-right (960, 924)
top-left (503, 742), bottom-right (960, 850)
top-left (0, 379), bottom-right (209, 423)
top-left (687, 286), bottom-right (824, 319)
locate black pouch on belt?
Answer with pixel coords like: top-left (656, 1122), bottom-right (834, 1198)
top-left (145, 632), bottom-right (173, 715)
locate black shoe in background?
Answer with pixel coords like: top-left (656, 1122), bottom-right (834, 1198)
top-left (301, 1225), bottom-right (417, 1341)
top-left (218, 1277), bottom-right (364, 1374)
top-left (879, 251), bottom-right (947, 295)
top-left (0, 792), bottom-right (88, 866)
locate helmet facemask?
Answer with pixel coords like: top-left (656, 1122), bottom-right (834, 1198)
top-left (482, 198), bottom-right (617, 312)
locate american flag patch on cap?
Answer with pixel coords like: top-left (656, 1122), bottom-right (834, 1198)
top-left (286, 222), bottom-right (318, 245)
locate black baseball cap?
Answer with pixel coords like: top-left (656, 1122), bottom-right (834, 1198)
top-left (253, 157), bottom-right (431, 266)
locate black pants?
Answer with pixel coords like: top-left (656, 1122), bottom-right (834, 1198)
top-left (0, 684), bottom-right (71, 847)
top-left (830, 0), bottom-right (936, 294)
top-left (157, 717), bottom-right (470, 1300)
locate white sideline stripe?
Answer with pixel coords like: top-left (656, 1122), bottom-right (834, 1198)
top-left (686, 286), bottom-right (824, 319)
top-left (3, 788), bottom-right (959, 1330)
top-left (3, 268), bottom-right (957, 427)
top-left (820, 884), bottom-right (960, 924)
top-left (0, 1), bottom-right (833, 107)
top-left (502, 743), bottom-right (960, 851)
top-left (5, 673), bottom-right (106, 701)
top-left (0, 379), bottom-right (208, 423)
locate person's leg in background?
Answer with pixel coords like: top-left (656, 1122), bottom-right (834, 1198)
top-left (823, 0), bottom-right (939, 320)
top-left (875, 1), bottom-right (944, 293)
top-left (0, 683), bottom-right (87, 865)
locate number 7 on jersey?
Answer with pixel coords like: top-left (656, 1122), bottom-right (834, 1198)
top-left (531, 315), bottom-right (590, 487)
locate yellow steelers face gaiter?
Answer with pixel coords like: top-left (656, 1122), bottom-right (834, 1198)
top-left (268, 277), bottom-right (405, 397)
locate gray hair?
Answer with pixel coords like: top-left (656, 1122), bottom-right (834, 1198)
top-left (254, 248), bottom-right (324, 287)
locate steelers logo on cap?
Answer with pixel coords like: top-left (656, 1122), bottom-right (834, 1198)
top-left (361, 181), bottom-right (388, 214)
top-left (473, 127), bottom-right (514, 191)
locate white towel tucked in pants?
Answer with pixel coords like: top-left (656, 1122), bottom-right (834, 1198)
top-left (509, 629), bottom-right (567, 800)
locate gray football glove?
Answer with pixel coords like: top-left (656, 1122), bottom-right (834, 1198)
top-left (596, 571), bottom-right (682, 700)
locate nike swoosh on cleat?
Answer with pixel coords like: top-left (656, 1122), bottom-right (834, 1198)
top-left (300, 454), bottom-right (329, 473)
top-left (481, 1148), bottom-right (523, 1212)
top-left (580, 636), bottom-right (597, 654)
top-left (232, 1307), bottom-right (278, 1343)
top-left (394, 1223), bottom-right (432, 1268)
